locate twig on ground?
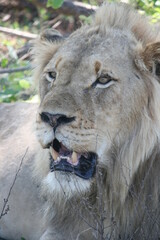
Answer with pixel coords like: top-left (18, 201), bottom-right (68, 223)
top-left (0, 148), bottom-right (29, 220)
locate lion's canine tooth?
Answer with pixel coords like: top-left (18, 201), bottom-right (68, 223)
top-left (72, 151), bottom-right (78, 164)
top-left (50, 147), bottom-right (59, 161)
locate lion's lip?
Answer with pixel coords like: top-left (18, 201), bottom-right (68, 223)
top-left (49, 138), bottom-right (97, 180)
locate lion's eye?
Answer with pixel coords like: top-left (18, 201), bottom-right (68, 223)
top-left (96, 74), bottom-right (115, 89)
top-left (45, 71), bottom-right (56, 83)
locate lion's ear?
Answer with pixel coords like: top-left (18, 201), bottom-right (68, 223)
top-left (135, 42), bottom-right (160, 79)
top-left (40, 29), bottom-right (63, 42)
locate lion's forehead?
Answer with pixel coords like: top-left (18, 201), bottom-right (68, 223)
top-left (47, 37), bottom-right (134, 87)
top-left (50, 29), bottom-right (134, 68)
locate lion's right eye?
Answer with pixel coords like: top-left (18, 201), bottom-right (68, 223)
top-left (45, 71), bottom-right (57, 83)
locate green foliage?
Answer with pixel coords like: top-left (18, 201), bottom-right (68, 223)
top-left (0, 29), bottom-right (33, 103)
top-left (47, 0), bottom-right (64, 9)
top-left (135, 0), bottom-right (160, 22)
top-left (79, 15), bottom-right (92, 24)
top-left (1, 58), bottom-right (8, 68)
top-left (19, 79), bottom-right (30, 89)
top-left (39, 8), bottom-right (51, 21)
top-left (0, 60), bottom-right (31, 103)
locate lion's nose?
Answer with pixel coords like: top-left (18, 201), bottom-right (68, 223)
top-left (40, 112), bottom-right (75, 129)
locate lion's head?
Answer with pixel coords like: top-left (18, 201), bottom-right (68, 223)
top-left (33, 3), bottom-right (160, 205)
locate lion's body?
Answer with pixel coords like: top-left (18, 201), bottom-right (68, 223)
top-left (1, 3), bottom-right (160, 240)
top-left (0, 103), bottom-right (45, 240)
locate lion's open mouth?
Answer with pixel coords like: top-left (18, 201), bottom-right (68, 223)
top-left (49, 138), bottom-right (97, 180)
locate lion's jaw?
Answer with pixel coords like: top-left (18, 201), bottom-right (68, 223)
top-left (34, 14), bottom-right (160, 202)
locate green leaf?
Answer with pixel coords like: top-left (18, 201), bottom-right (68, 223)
top-left (19, 79), bottom-right (30, 89)
top-left (1, 58), bottom-right (8, 68)
top-left (47, 0), bottom-right (64, 9)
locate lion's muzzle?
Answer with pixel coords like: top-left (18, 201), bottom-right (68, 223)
top-left (39, 111), bottom-right (97, 180)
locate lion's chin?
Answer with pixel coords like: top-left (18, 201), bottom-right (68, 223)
top-left (49, 138), bottom-right (97, 180)
top-left (43, 171), bottom-right (92, 198)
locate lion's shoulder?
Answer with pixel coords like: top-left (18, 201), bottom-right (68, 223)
top-left (0, 102), bottom-right (38, 141)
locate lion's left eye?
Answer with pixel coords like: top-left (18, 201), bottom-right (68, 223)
top-left (45, 71), bottom-right (57, 83)
top-left (96, 74), bottom-right (115, 89)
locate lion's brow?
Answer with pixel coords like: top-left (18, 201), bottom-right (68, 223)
top-left (55, 57), bottom-right (63, 69)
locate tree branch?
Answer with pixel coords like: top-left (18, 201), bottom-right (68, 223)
top-left (0, 66), bottom-right (31, 74)
top-left (32, 0), bottom-right (97, 17)
top-left (56, 1), bottom-right (97, 17)
top-left (0, 26), bottom-right (37, 40)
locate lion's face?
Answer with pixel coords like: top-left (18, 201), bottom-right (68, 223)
top-left (34, 10), bottom-right (160, 196)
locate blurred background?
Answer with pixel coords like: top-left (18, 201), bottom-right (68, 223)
top-left (0, 0), bottom-right (160, 103)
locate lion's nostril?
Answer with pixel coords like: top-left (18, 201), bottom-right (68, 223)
top-left (40, 112), bottom-right (75, 129)
top-left (40, 112), bottom-right (60, 127)
top-left (40, 112), bottom-right (50, 124)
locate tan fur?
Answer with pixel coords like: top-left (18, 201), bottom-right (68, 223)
top-left (1, 3), bottom-right (160, 240)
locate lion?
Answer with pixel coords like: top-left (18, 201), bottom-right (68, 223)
top-left (0, 2), bottom-right (160, 240)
